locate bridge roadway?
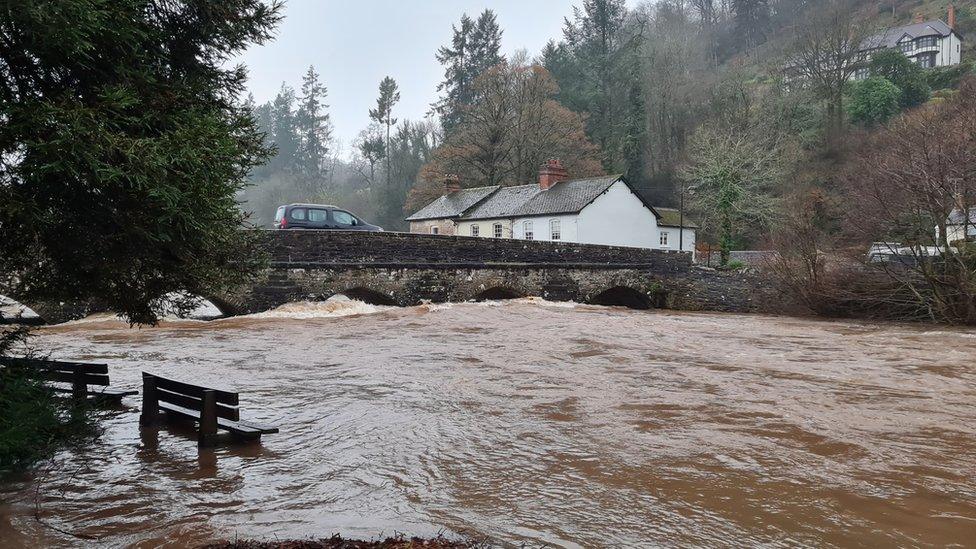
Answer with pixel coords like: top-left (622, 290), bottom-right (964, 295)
top-left (2, 231), bottom-right (768, 324)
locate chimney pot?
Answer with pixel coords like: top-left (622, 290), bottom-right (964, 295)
top-left (444, 174), bottom-right (461, 194)
top-left (538, 159), bottom-right (569, 191)
top-left (914, 12), bottom-right (924, 23)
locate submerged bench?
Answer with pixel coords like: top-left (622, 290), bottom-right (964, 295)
top-left (0, 357), bottom-right (137, 403)
top-left (139, 372), bottom-right (278, 446)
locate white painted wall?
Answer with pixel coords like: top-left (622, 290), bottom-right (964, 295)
top-left (658, 226), bottom-right (697, 254)
top-left (511, 214), bottom-right (579, 242)
top-left (572, 181), bottom-right (659, 249)
top-left (457, 219), bottom-right (513, 239)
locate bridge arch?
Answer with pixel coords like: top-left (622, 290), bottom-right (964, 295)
top-left (588, 286), bottom-right (659, 310)
top-left (471, 286), bottom-right (526, 302)
top-left (334, 287), bottom-right (398, 306)
top-left (0, 295), bottom-right (43, 325)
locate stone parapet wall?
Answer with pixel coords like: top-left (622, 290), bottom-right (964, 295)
top-left (264, 229), bottom-right (691, 268)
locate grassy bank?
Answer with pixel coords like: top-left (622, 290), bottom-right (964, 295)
top-left (0, 327), bottom-right (97, 475)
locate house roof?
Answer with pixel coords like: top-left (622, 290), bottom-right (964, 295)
top-left (510, 175), bottom-right (622, 217)
top-left (405, 185), bottom-right (499, 221)
top-left (463, 184), bottom-right (541, 220)
top-left (655, 207), bottom-right (699, 229)
top-left (862, 20), bottom-right (955, 50)
top-left (406, 174), bottom-right (662, 222)
top-left (948, 207), bottom-right (976, 225)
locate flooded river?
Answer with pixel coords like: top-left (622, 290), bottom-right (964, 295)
top-left (2, 299), bottom-right (975, 547)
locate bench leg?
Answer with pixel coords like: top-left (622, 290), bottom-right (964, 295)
top-left (199, 390), bottom-right (218, 448)
top-left (71, 366), bottom-right (87, 402)
top-left (140, 375), bottom-right (160, 426)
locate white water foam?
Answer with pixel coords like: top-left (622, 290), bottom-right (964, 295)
top-left (242, 295), bottom-right (394, 320)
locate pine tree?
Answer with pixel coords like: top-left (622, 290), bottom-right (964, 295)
top-left (560, 0), bottom-right (633, 171)
top-left (434, 10), bottom-right (504, 134)
top-left (369, 76), bottom-right (400, 191)
top-left (270, 83), bottom-right (299, 174)
top-left (295, 66), bottom-right (333, 193)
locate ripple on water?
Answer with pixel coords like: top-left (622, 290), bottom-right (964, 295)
top-left (2, 301), bottom-right (976, 547)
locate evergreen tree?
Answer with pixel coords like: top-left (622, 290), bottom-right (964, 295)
top-left (732, 0), bottom-right (771, 47)
top-left (435, 10), bottom-right (504, 133)
top-left (295, 66), bottom-right (333, 193)
top-left (369, 76), bottom-right (401, 191)
top-left (270, 83), bottom-right (299, 174)
top-left (0, 0), bottom-right (281, 324)
top-left (560, 0), bottom-right (635, 172)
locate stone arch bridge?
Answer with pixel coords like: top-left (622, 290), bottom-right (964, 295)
top-left (2, 231), bottom-right (764, 324)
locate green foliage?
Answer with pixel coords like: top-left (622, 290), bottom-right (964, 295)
top-left (868, 49), bottom-right (931, 108)
top-left (0, 0), bottom-right (282, 325)
top-left (0, 364), bottom-right (95, 474)
top-left (926, 61), bottom-right (975, 91)
top-left (722, 259), bottom-right (747, 271)
top-left (435, 10), bottom-right (504, 132)
top-left (847, 77), bottom-right (902, 127)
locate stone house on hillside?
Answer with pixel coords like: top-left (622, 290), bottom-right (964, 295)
top-left (406, 160), bottom-right (697, 252)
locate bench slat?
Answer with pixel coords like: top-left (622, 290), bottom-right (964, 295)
top-left (158, 403), bottom-right (275, 437)
top-left (144, 372), bottom-right (238, 405)
top-left (0, 357), bottom-right (109, 374)
top-left (156, 387), bottom-right (240, 421)
top-left (39, 371), bottom-right (110, 386)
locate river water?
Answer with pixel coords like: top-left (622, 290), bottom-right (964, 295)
top-left (1, 298), bottom-right (975, 547)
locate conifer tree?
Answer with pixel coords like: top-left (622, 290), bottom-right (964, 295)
top-left (435, 10), bottom-right (504, 133)
top-left (369, 76), bottom-right (401, 191)
top-left (295, 66), bottom-right (333, 193)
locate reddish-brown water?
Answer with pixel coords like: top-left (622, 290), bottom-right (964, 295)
top-left (2, 299), bottom-right (975, 547)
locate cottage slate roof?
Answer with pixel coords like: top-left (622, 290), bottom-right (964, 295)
top-left (862, 19), bottom-right (954, 50)
top-left (655, 207), bottom-right (699, 229)
top-left (406, 175), bottom-right (661, 222)
top-left (463, 184), bottom-right (540, 220)
top-left (510, 175), bottom-right (622, 217)
top-left (948, 207), bottom-right (976, 225)
top-left (405, 185), bottom-right (499, 221)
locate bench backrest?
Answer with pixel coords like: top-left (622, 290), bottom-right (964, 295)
top-left (0, 357), bottom-right (110, 386)
top-left (142, 372), bottom-right (240, 421)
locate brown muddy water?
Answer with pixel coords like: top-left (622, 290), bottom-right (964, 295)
top-left (1, 298), bottom-right (975, 548)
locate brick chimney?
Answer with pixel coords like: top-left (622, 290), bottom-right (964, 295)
top-left (949, 3), bottom-right (956, 28)
top-left (538, 159), bottom-right (568, 191)
top-left (914, 12), bottom-right (924, 23)
top-left (444, 174), bottom-right (461, 194)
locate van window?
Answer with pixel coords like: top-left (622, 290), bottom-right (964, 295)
top-left (332, 210), bottom-right (356, 226)
top-left (308, 209), bottom-right (329, 222)
top-left (290, 208), bottom-right (307, 220)
top-left (275, 206), bottom-right (285, 222)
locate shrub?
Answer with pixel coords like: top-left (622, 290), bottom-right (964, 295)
top-left (869, 49), bottom-right (931, 108)
top-left (847, 77), bottom-right (902, 126)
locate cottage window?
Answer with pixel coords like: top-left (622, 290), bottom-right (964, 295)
top-left (855, 67), bottom-right (870, 80)
top-left (899, 41), bottom-right (913, 53)
top-left (916, 36), bottom-right (937, 48)
top-left (430, 226), bottom-right (439, 235)
top-left (470, 225), bottom-right (479, 237)
top-left (524, 221), bottom-right (534, 240)
top-left (550, 219), bottom-right (561, 240)
top-left (493, 223), bottom-right (503, 238)
top-left (660, 231), bottom-right (670, 247)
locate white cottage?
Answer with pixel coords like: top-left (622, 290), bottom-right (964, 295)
top-left (407, 160), bottom-right (695, 251)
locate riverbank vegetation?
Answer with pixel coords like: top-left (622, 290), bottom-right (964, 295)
top-left (0, 0), bottom-right (284, 468)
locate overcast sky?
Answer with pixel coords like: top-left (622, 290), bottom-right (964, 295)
top-left (236, 0), bottom-right (636, 153)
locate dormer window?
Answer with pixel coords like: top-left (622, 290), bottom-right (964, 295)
top-left (917, 36), bottom-right (938, 48)
top-left (899, 41), bottom-right (914, 53)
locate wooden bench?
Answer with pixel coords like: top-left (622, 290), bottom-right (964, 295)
top-left (0, 357), bottom-right (137, 403)
top-left (139, 372), bottom-right (278, 446)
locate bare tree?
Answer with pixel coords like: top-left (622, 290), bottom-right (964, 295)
top-left (786, 0), bottom-right (870, 143)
